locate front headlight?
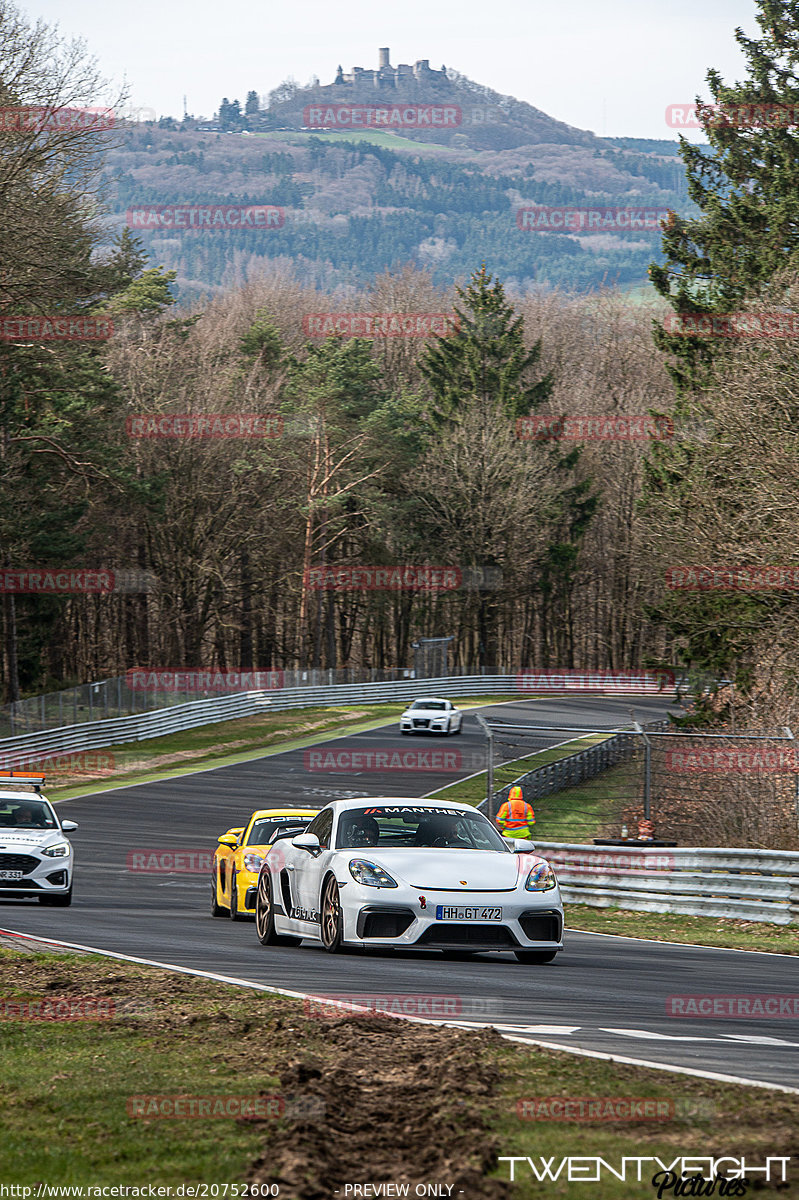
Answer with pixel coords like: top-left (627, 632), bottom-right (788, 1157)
top-left (525, 861), bottom-right (556, 891)
top-left (349, 859), bottom-right (398, 888)
top-left (243, 853), bottom-right (264, 873)
top-left (42, 843), bottom-right (70, 858)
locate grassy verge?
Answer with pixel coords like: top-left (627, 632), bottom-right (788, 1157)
top-left (0, 949), bottom-right (795, 1195)
top-left (43, 694), bottom-right (524, 799)
top-left (565, 903), bottom-right (799, 954)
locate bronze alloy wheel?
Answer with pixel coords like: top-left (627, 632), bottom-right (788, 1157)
top-left (255, 871), bottom-right (276, 944)
top-left (321, 875), bottom-right (343, 952)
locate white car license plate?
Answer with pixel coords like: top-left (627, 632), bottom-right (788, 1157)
top-left (0, 870), bottom-right (23, 881)
top-left (435, 905), bottom-right (502, 921)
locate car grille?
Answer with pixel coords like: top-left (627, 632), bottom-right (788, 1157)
top-left (519, 910), bottom-right (562, 942)
top-left (412, 719), bottom-right (430, 728)
top-left (0, 854), bottom-right (38, 875)
top-left (417, 924), bottom-right (517, 948)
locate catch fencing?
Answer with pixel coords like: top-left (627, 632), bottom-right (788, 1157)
top-left (538, 841), bottom-right (799, 926)
top-left (478, 720), bottom-right (799, 849)
top-left (0, 674), bottom-right (605, 769)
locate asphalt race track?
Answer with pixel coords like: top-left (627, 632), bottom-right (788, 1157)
top-left (2, 695), bottom-right (798, 1092)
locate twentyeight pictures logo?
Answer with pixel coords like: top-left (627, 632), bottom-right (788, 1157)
top-left (126, 205), bottom-right (285, 231)
top-left (303, 313), bottom-right (458, 338)
top-left (303, 103), bottom-right (461, 128)
top-left (517, 207), bottom-right (669, 233)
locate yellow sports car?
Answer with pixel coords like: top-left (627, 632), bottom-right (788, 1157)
top-left (211, 808), bottom-right (317, 920)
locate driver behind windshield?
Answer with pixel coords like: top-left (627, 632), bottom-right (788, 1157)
top-left (338, 813), bottom-right (379, 848)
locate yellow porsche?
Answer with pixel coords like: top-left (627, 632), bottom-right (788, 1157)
top-left (211, 808), bottom-right (317, 920)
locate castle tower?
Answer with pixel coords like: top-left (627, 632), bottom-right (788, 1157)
top-left (379, 47), bottom-right (390, 70)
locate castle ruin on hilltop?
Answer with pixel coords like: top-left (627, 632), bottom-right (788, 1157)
top-left (332, 48), bottom-right (451, 91)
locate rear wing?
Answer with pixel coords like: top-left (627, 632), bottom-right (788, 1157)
top-left (0, 774), bottom-right (45, 793)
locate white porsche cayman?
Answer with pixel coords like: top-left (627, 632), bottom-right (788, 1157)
top-left (254, 797), bottom-right (563, 963)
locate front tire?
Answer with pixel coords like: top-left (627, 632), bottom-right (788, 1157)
top-left (210, 870), bottom-right (226, 917)
top-left (39, 885), bottom-right (72, 907)
top-left (515, 950), bottom-right (558, 964)
top-left (229, 872), bottom-right (245, 921)
top-left (320, 875), bottom-right (344, 953)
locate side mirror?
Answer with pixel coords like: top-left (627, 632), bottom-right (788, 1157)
top-left (61, 820), bottom-right (79, 832)
top-left (217, 833), bottom-right (239, 849)
top-left (509, 837), bottom-right (536, 852)
top-left (292, 832), bottom-right (321, 854)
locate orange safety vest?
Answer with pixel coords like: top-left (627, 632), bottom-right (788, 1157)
top-left (497, 795), bottom-right (535, 830)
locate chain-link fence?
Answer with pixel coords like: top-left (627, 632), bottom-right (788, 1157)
top-left (0, 664), bottom-right (511, 739)
top-left (480, 720), bottom-right (799, 850)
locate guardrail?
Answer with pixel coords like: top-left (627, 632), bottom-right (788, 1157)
top-left (536, 841), bottom-right (799, 926)
top-left (0, 674), bottom-right (537, 768)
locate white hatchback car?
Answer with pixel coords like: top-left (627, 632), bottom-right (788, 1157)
top-left (254, 796), bottom-right (563, 963)
top-left (399, 697), bottom-right (463, 736)
top-left (0, 779), bottom-right (78, 906)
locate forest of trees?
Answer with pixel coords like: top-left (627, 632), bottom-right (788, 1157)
top-left (4, 0), bottom-right (799, 746)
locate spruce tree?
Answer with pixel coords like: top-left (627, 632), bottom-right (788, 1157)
top-left (419, 264), bottom-right (552, 424)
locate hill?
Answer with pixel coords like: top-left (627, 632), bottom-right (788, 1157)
top-left (105, 56), bottom-right (694, 299)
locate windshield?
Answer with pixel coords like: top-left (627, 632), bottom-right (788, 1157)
top-left (411, 700), bottom-right (446, 710)
top-left (0, 800), bottom-right (57, 829)
top-left (247, 816), bottom-right (311, 845)
top-left (336, 805), bottom-right (507, 851)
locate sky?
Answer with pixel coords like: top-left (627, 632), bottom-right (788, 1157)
top-left (23, 0), bottom-right (760, 141)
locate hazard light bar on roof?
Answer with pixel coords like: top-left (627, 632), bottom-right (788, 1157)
top-left (0, 774), bottom-right (45, 791)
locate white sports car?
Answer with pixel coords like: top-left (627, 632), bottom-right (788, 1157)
top-left (399, 698), bottom-right (463, 736)
top-left (0, 779), bottom-right (78, 906)
top-left (254, 797), bottom-right (563, 963)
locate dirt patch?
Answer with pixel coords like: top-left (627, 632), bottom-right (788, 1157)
top-left (247, 1017), bottom-right (510, 1199)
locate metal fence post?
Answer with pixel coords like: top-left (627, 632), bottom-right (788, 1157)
top-left (632, 720), bottom-right (652, 822)
top-left (475, 714), bottom-right (494, 819)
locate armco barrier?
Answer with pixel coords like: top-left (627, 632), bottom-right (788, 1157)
top-left (536, 841), bottom-right (799, 926)
top-left (0, 674), bottom-right (533, 768)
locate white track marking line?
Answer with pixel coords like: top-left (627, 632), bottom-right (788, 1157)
top-left (499, 1034), bottom-right (799, 1094)
top-left (2, 925), bottom-right (797, 1093)
top-left (601, 1027), bottom-right (727, 1042)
